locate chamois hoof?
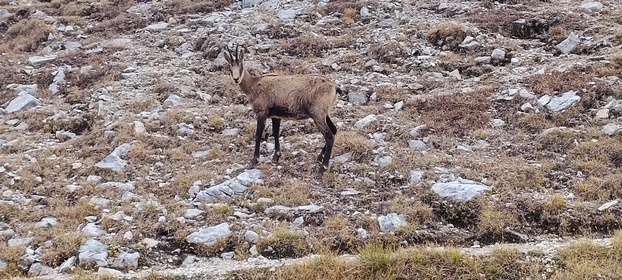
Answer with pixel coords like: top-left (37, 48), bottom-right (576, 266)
top-left (272, 152), bottom-right (281, 163)
top-left (317, 165), bottom-right (329, 173)
top-left (316, 154), bottom-right (324, 163)
top-left (249, 158), bottom-right (258, 167)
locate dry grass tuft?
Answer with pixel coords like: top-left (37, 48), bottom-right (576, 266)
top-left (425, 22), bottom-right (468, 50)
top-left (1, 19), bottom-right (54, 52)
top-left (257, 227), bottom-right (310, 259)
top-left (595, 54), bottom-right (622, 78)
top-left (369, 40), bottom-right (406, 64)
top-left (281, 34), bottom-right (353, 57)
top-left (553, 233), bottom-right (622, 279)
top-left (165, 0), bottom-right (233, 14)
top-left (477, 205), bottom-right (518, 237)
top-left (333, 131), bottom-right (372, 158)
top-left (569, 138), bottom-right (622, 176)
top-left (0, 244), bottom-right (26, 277)
top-left (574, 173), bottom-right (622, 201)
top-left (524, 67), bottom-right (593, 95)
top-left (409, 90), bottom-right (492, 137)
top-left (41, 232), bottom-right (84, 266)
top-left (89, 13), bottom-right (149, 35)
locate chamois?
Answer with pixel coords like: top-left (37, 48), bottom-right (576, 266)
top-left (223, 44), bottom-right (340, 173)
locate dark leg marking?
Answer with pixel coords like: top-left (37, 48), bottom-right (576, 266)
top-left (271, 118), bottom-right (282, 163)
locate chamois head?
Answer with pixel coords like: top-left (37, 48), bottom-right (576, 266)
top-left (223, 44), bottom-right (245, 84)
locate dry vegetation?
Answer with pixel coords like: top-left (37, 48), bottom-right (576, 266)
top-left (1, 0), bottom-right (622, 278)
top-left (231, 230), bottom-right (622, 280)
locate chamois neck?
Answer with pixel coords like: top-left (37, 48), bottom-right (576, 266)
top-left (238, 68), bottom-right (259, 94)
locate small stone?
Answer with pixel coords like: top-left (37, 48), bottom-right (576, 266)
top-left (82, 223), bottom-right (104, 238)
top-left (348, 92), bottom-right (367, 105)
top-left (142, 238), bottom-right (160, 249)
top-left (98, 181), bottom-right (135, 191)
top-left (163, 94), bottom-right (183, 108)
top-left (185, 223), bottom-right (231, 245)
top-left (11, 84), bottom-right (38, 95)
top-left (35, 217), bottom-right (58, 228)
top-left (55, 131), bottom-right (77, 141)
top-left (134, 121), bottom-right (147, 135)
top-left (448, 69), bottom-right (461, 80)
top-left (58, 256), bottom-right (76, 273)
top-left (491, 119), bottom-right (506, 128)
top-left (323, 150), bottom-right (348, 163)
top-left (556, 33), bottom-right (581, 55)
top-left (110, 251), bottom-right (140, 270)
top-left (581, 1), bottom-right (604, 13)
top-left (456, 144), bottom-right (473, 154)
top-left (491, 48), bottom-right (506, 60)
top-left (376, 156), bottom-right (393, 168)
top-left (409, 170), bottom-right (424, 185)
top-left (5, 93), bottom-right (42, 113)
top-left (546, 91), bottom-right (580, 112)
top-left (520, 102), bottom-right (534, 112)
top-left (378, 213), bottom-right (407, 232)
top-left (97, 267), bottom-right (123, 277)
top-left (28, 55), bottom-right (57, 66)
top-left (537, 95), bottom-right (552, 107)
top-left (184, 209), bottom-right (204, 219)
top-left (123, 231), bottom-right (133, 240)
top-left (360, 6), bottom-right (370, 17)
top-left (597, 199), bottom-right (618, 211)
top-left (28, 263), bottom-right (53, 276)
top-left (297, 204), bottom-right (324, 213)
top-left (144, 22), bottom-right (168, 31)
top-left (394, 101), bottom-right (404, 110)
top-left (354, 114), bottom-right (377, 129)
top-left (222, 128), bottom-right (239, 136)
top-left (79, 239), bottom-right (108, 267)
top-left (474, 56), bottom-right (491, 64)
top-left (8, 237), bottom-right (33, 247)
top-left (277, 9), bottom-right (298, 20)
top-left (408, 140), bottom-right (428, 151)
top-left (357, 228), bottom-right (368, 239)
top-left (292, 216), bottom-right (304, 226)
top-left (244, 230), bottom-right (260, 244)
top-left (221, 252), bottom-right (235, 260)
top-left (340, 188), bottom-right (360, 196)
top-left (95, 143), bottom-right (132, 172)
top-left (595, 109), bottom-right (609, 119)
top-left (602, 123), bottom-right (622, 136)
top-left (87, 175), bottom-right (102, 185)
top-left (182, 255), bottom-right (196, 267)
top-left (249, 245), bottom-right (259, 256)
top-left (250, 23), bottom-right (270, 34)
top-left (432, 178), bottom-right (492, 201)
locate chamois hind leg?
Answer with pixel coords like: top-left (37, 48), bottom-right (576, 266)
top-left (271, 118), bottom-right (281, 163)
top-left (313, 115), bottom-right (335, 173)
top-left (251, 114), bottom-right (267, 167)
top-left (317, 116), bottom-right (337, 163)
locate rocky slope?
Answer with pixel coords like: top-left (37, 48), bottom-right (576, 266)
top-left (1, 0), bottom-right (621, 278)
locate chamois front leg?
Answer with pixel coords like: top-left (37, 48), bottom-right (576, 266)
top-left (271, 118), bottom-right (282, 163)
top-left (251, 114), bottom-right (267, 167)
